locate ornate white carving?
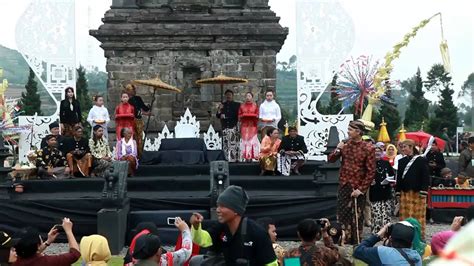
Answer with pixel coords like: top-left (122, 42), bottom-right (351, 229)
top-left (15, 0), bottom-right (76, 162)
top-left (203, 124), bottom-right (222, 150)
top-left (296, 0), bottom-right (354, 160)
top-left (143, 124), bottom-right (174, 151)
top-left (174, 108), bottom-right (200, 138)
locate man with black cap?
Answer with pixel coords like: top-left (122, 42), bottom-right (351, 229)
top-left (0, 231), bottom-right (18, 265)
top-left (40, 121), bottom-right (64, 152)
top-left (328, 120), bottom-right (375, 245)
top-left (353, 221), bottom-right (422, 265)
top-left (36, 135), bottom-right (70, 179)
top-left (189, 185), bottom-right (278, 266)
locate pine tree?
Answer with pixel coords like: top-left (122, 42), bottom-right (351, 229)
top-left (76, 65), bottom-right (92, 112)
top-left (19, 68), bottom-right (42, 116)
top-left (426, 64), bottom-right (458, 136)
top-left (403, 68), bottom-right (429, 130)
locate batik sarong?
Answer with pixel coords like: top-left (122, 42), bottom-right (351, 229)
top-left (400, 190), bottom-right (427, 238)
top-left (338, 184), bottom-right (365, 245)
top-left (277, 152), bottom-right (305, 176)
top-left (222, 127), bottom-right (240, 162)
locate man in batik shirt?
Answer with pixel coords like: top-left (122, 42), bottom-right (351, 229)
top-left (36, 135), bottom-right (70, 179)
top-left (328, 120), bottom-right (375, 245)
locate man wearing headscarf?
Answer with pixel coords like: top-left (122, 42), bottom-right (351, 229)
top-left (189, 185), bottom-right (278, 265)
top-left (328, 120), bottom-right (376, 245)
top-left (40, 122), bottom-right (64, 152)
top-left (36, 135), bottom-right (70, 179)
top-left (126, 84), bottom-right (151, 159)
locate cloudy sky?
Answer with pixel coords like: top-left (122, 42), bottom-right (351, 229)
top-left (1, 0), bottom-right (472, 104)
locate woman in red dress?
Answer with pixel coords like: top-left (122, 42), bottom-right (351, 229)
top-left (115, 92), bottom-right (135, 140)
top-left (239, 92), bottom-right (260, 161)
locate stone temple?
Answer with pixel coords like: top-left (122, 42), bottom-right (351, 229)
top-left (90, 0), bottom-right (288, 131)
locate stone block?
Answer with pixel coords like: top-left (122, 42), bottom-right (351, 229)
top-left (253, 63), bottom-right (264, 72)
top-left (238, 63), bottom-right (253, 72)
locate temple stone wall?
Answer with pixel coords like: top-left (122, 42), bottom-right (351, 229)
top-left (91, 0), bottom-right (288, 131)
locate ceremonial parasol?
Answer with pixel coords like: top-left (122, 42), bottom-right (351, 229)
top-left (132, 77), bottom-right (182, 140)
top-left (377, 117), bottom-right (390, 143)
top-left (398, 124), bottom-right (407, 141)
top-left (196, 73), bottom-right (248, 102)
top-left (403, 131), bottom-right (446, 151)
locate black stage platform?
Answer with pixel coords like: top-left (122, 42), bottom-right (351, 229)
top-left (0, 161), bottom-right (340, 242)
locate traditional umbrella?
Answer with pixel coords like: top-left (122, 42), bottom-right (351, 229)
top-left (398, 124), bottom-right (407, 141)
top-left (132, 77), bottom-right (182, 140)
top-left (196, 73), bottom-right (248, 102)
top-left (403, 131), bottom-right (446, 151)
top-left (377, 117), bottom-right (391, 143)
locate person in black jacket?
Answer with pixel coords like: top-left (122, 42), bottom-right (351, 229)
top-left (126, 84), bottom-right (150, 159)
top-left (370, 146), bottom-right (395, 234)
top-left (59, 87), bottom-right (82, 137)
top-left (277, 127), bottom-right (308, 176)
top-left (396, 139), bottom-right (430, 238)
top-left (426, 141), bottom-right (446, 178)
top-left (216, 90), bottom-right (241, 162)
top-left (63, 126), bottom-right (92, 177)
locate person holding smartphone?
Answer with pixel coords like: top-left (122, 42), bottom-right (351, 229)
top-left (13, 218), bottom-right (80, 266)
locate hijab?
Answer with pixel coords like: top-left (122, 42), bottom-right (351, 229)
top-left (385, 144), bottom-right (398, 159)
top-left (405, 218), bottom-right (427, 257)
top-left (80, 235), bottom-right (111, 266)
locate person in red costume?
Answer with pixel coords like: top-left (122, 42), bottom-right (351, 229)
top-left (239, 92), bottom-right (260, 162)
top-left (115, 91), bottom-right (135, 140)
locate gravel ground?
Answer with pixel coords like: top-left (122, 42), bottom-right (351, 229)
top-left (44, 222), bottom-right (451, 255)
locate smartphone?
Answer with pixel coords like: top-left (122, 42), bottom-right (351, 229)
top-left (167, 217), bottom-right (177, 226)
top-left (283, 257), bottom-right (301, 266)
top-left (53, 224), bottom-right (64, 233)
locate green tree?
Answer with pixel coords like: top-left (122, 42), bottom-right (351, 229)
top-left (317, 74), bottom-right (342, 115)
top-left (460, 73), bottom-right (474, 129)
top-left (19, 68), bottom-right (42, 116)
top-left (76, 65), bottom-right (92, 112)
top-left (76, 65), bottom-right (92, 135)
top-left (425, 64), bottom-right (458, 136)
top-left (403, 68), bottom-right (429, 129)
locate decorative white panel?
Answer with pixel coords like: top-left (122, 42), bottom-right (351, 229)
top-left (15, 0), bottom-right (76, 162)
top-left (174, 108), bottom-right (200, 138)
top-left (203, 124), bottom-right (222, 150)
top-left (296, 0), bottom-right (354, 160)
top-left (143, 124), bottom-right (174, 151)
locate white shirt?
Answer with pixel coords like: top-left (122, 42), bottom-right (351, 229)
top-left (87, 105), bottom-right (110, 125)
top-left (258, 100), bottom-right (281, 128)
top-left (393, 154), bottom-right (405, 171)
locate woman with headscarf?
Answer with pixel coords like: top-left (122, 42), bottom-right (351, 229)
top-left (369, 146), bottom-right (395, 234)
top-left (383, 144), bottom-right (398, 167)
top-left (79, 234), bottom-right (111, 266)
top-left (405, 218), bottom-right (432, 259)
top-left (259, 127), bottom-right (281, 175)
top-left (59, 87), bottom-right (82, 137)
top-left (258, 90), bottom-right (281, 138)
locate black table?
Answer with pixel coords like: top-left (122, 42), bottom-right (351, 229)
top-left (141, 138), bottom-right (225, 165)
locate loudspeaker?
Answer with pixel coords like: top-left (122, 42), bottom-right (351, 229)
top-left (210, 161), bottom-right (230, 219)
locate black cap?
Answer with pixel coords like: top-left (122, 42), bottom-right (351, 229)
top-left (327, 222), bottom-right (343, 244)
top-left (49, 122), bottom-right (59, 130)
top-left (132, 234), bottom-right (161, 260)
top-left (45, 134), bottom-right (57, 141)
top-left (0, 231), bottom-right (19, 249)
top-left (14, 227), bottom-right (41, 258)
top-left (217, 185), bottom-right (249, 215)
top-left (391, 221), bottom-right (415, 246)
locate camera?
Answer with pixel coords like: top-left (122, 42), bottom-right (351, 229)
top-left (53, 224), bottom-right (64, 233)
top-left (316, 219), bottom-right (327, 227)
top-left (386, 223), bottom-right (393, 237)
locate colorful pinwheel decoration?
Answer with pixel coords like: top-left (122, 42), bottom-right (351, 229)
top-left (335, 55), bottom-right (379, 115)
